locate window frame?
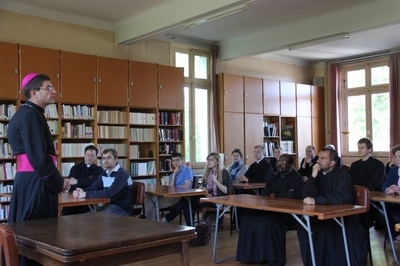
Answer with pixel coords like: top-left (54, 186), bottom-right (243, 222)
top-left (171, 44), bottom-right (211, 169)
top-left (340, 58), bottom-right (389, 157)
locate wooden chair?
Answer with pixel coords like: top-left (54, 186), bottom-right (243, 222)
top-left (132, 182), bottom-right (146, 217)
top-left (0, 224), bottom-right (20, 266)
top-left (353, 185), bottom-right (373, 266)
top-left (341, 164), bottom-right (350, 172)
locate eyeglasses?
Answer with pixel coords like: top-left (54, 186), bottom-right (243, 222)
top-left (277, 161), bottom-right (288, 164)
top-left (207, 158), bottom-right (218, 162)
top-left (101, 156), bottom-right (115, 160)
top-left (40, 86), bottom-right (55, 92)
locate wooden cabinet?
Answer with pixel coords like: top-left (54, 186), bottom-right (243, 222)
top-left (217, 73), bottom-right (243, 113)
top-left (129, 61), bottom-right (157, 108)
top-left (244, 77), bottom-right (263, 114)
top-left (222, 112), bottom-right (244, 167)
top-left (244, 113), bottom-right (263, 164)
top-left (296, 116), bottom-right (312, 165)
top-left (60, 51), bottom-right (97, 105)
top-left (0, 42), bottom-right (18, 100)
top-left (296, 84), bottom-right (311, 117)
top-left (97, 57), bottom-right (129, 107)
top-left (20, 45), bottom-right (60, 100)
top-left (311, 86), bottom-right (325, 152)
top-left (263, 79), bottom-right (280, 115)
top-left (280, 82), bottom-right (296, 116)
top-left (158, 65), bottom-right (184, 109)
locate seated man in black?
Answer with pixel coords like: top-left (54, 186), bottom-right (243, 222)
top-left (238, 145), bottom-right (274, 183)
top-left (298, 145), bottom-right (318, 179)
top-left (62, 145), bottom-right (103, 215)
top-left (236, 154), bottom-right (304, 265)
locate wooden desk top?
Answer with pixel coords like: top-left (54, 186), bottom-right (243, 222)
top-left (58, 192), bottom-right (110, 208)
top-left (370, 191), bottom-right (400, 203)
top-left (233, 182), bottom-right (265, 190)
top-left (6, 212), bottom-right (196, 259)
top-left (200, 194), bottom-right (366, 220)
top-left (146, 184), bottom-right (207, 198)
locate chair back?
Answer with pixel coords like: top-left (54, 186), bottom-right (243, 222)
top-left (341, 164), bottom-right (350, 172)
top-left (192, 175), bottom-right (199, 189)
top-left (0, 224), bottom-right (20, 266)
top-left (132, 182), bottom-right (145, 205)
top-left (353, 185), bottom-right (370, 212)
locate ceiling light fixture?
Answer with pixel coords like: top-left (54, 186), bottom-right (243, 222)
top-left (185, 3), bottom-right (248, 29)
top-left (288, 32), bottom-right (350, 51)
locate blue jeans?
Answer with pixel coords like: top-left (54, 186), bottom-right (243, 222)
top-left (97, 204), bottom-right (129, 216)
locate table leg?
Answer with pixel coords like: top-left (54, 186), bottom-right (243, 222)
top-left (333, 217), bottom-right (350, 266)
top-left (212, 204), bottom-right (236, 264)
top-left (184, 196), bottom-right (194, 227)
top-left (180, 240), bottom-right (191, 266)
top-left (292, 214), bottom-right (316, 266)
top-left (154, 195), bottom-right (160, 222)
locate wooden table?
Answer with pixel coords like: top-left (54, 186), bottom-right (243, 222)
top-left (58, 192), bottom-right (110, 216)
top-left (146, 184), bottom-right (207, 226)
top-left (6, 212), bottom-right (196, 266)
top-left (233, 182), bottom-right (265, 194)
top-left (201, 194), bottom-right (366, 266)
top-left (370, 191), bottom-right (400, 264)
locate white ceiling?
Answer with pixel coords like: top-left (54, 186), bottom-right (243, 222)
top-left (1, 0), bottom-right (400, 66)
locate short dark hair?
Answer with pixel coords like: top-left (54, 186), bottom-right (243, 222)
top-left (322, 148), bottom-right (338, 165)
top-left (23, 74), bottom-right (50, 99)
top-left (171, 152), bottom-right (183, 160)
top-left (85, 145), bottom-right (98, 155)
top-left (231, 148), bottom-right (243, 158)
top-left (102, 148), bottom-right (118, 158)
top-left (358, 138), bottom-right (373, 150)
top-left (392, 144), bottom-right (400, 156)
top-left (307, 145), bottom-right (316, 152)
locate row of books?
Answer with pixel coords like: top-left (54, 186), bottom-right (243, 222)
top-left (158, 128), bottom-right (183, 141)
top-left (129, 112), bottom-right (156, 125)
top-left (0, 162), bottom-right (15, 180)
top-left (130, 161), bottom-right (156, 176)
top-left (160, 159), bottom-right (172, 172)
top-left (0, 196), bottom-right (11, 202)
top-left (44, 104), bottom-right (59, 119)
top-left (0, 183), bottom-right (13, 194)
top-left (264, 141), bottom-right (279, 157)
top-left (0, 104), bottom-right (16, 120)
top-left (281, 140), bottom-right (294, 154)
top-left (130, 128), bottom-right (155, 142)
top-left (97, 110), bottom-right (127, 124)
top-left (61, 162), bottom-right (75, 177)
top-left (0, 140), bottom-right (12, 159)
top-left (98, 143), bottom-right (127, 157)
top-left (62, 123), bottom-right (94, 138)
top-left (263, 122), bottom-right (279, 137)
top-left (158, 111), bottom-right (182, 125)
top-left (0, 123), bottom-right (8, 137)
top-left (61, 142), bottom-right (94, 157)
top-left (159, 143), bottom-right (182, 154)
top-left (0, 204), bottom-right (10, 220)
top-left (62, 105), bottom-right (95, 119)
top-left (98, 125), bottom-right (127, 138)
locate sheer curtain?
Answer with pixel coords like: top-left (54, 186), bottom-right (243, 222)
top-left (388, 53), bottom-right (400, 148)
top-left (329, 63), bottom-right (341, 153)
top-left (210, 45), bottom-right (220, 152)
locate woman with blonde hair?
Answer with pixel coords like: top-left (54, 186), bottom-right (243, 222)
top-left (161, 152), bottom-right (232, 225)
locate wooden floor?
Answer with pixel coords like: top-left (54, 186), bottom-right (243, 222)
top-left (125, 215), bottom-right (400, 266)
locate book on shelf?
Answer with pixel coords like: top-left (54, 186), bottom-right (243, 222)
top-left (263, 141), bottom-right (279, 157)
top-left (281, 125), bottom-right (294, 140)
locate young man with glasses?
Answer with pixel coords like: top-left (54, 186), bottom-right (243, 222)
top-left (73, 148), bottom-right (133, 216)
top-left (62, 145), bottom-right (103, 215)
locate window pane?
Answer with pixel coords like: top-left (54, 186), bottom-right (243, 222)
top-left (194, 55), bottom-right (207, 79)
top-left (184, 86), bottom-right (190, 163)
top-left (347, 69), bottom-right (365, 88)
top-left (194, 88), bottom-right (209, 162)
top-left (175, 52), bottom-right (189, 77)
top-left (371, 92), bottom-right (390, 151)
top-left (347, 95), bottom-right (366, 151)
top-left (371, 66), bottom-right (389, 85)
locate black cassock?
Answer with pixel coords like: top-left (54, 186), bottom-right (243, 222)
top-left (297, 167), bottom-right (368, 266)
top-left (236, 169), bottom-right (304, 265)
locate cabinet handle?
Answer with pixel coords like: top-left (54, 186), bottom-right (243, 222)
top-left (130, 81), bottom-right (134, 86)
top-left (160, 84), bottom-right (163, 89)
top-left (93, 77), bottom-right (96, 83)
top-left (244, 92), bottom-right (247, 97)
top-left (57, 73), bottom-right (60, 79)
top-left (14, 68), bottom-right (18, 75)
top-left (224, 90), bottom-right (227, 95)
top-left (98, 78), bottom-right (102, 83)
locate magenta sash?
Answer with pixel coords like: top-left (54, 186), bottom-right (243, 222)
top-left (16, 154), bottom-right (56, 172)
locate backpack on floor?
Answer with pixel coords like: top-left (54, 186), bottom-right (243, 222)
top-left (189, 216), bottom-right (212, 246)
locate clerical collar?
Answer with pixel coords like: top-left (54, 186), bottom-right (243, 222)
top-left (279, 168), bottom-right (292, 177)
top-left (256, 157), bottom-right (264, 164)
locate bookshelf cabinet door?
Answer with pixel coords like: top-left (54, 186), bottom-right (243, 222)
top-left (218, 73), bottom-right (243, 113)
top-left (223, 112), bottom-right (244, 167)
top-left (129, 61), bottom-right (157, 108)
top-left (61, 52), bottom-right (97, 105)
top-left (280, 82), bottom-right (296, 116)
top-left (0, 42), bottom-right (18, 100)
top-left (20, 45), bottom-right (60, 100)
top-left (97, 57), bottom-right (128, 107)
top-left (297, 116), bottom-right (312, 167)
top-left (296, 84), bottom-right (311, 117)
top-left (263, 79), bottom-right (280, 115)
top-left (244, 76), bottom-right (263, 114)
top-left (311, 85), bottom-right (325, 118)
top-left (158, 65), bottom-right (184, 109)
top-left (244, 114), bottom-right (263, 165)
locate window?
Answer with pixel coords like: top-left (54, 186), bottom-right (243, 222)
top-left (173, 46), bottom-right (210, 168)
top-left (341, 59), bottom-right (389, 154)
